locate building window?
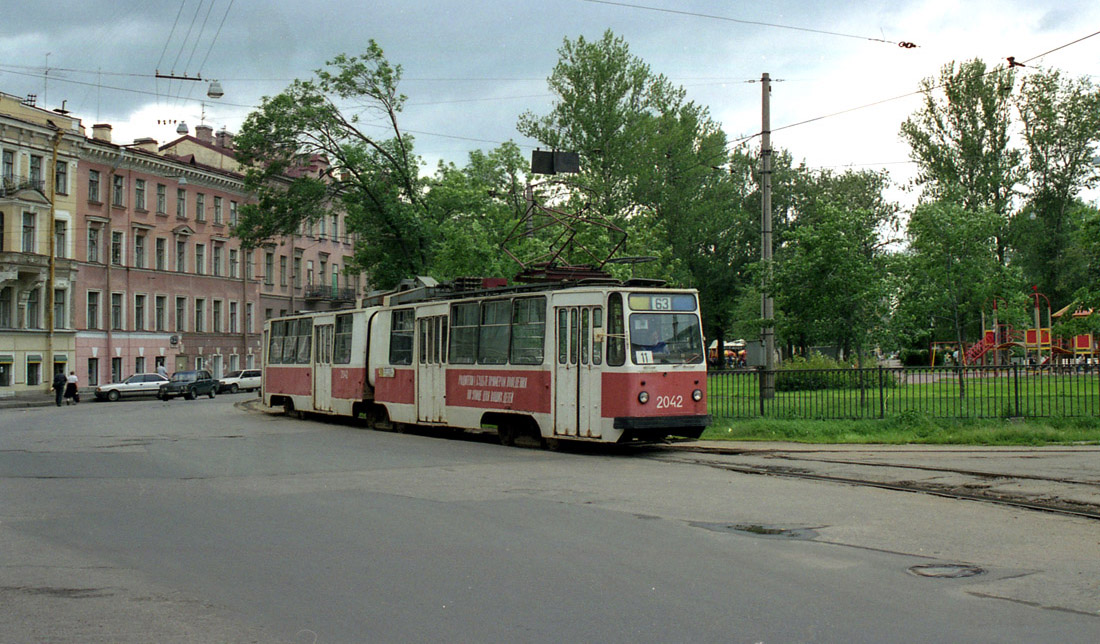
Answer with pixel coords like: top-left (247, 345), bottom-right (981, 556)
top-left (246, 303), bottom-right (254, 333)
top-left (135, 179), bottom-right (146, 210)
top-left (29, 155), bottom-right (43, 187)
top-left (135, 356), bottom-right (145, 375)
top-left (55, 161), bottom-right (68, 195)
top-left (111, 231), bottom-right (123, 265)
top-left (2, 150), bottom-right (13, 181)
top-left (134, 233), bottom-right (146, 268)
top-left (195, 298), bottom-right (205, 333)
top-left (229, 301), bottom-right (238, 333)
top-left (0, 286), bottom-right (12, 328)
top-left (306, 260), bottom-right (314, 287)
top-left (293, 256), bottom-right (302, 288)
top-left (26, 288), bottom-right (40, 329)
top-left (87, 291), bottom-right (100, 330)
top-left (195, 244), bottom-right (206, 275)
top-left (176, 188), bottom-right (186, 218)
top-left (88, 227), bottom-right (100, 263)
top-left (175, 297), bottom-right (186, 332)
top-left (111, 357), bottom-right (122, 383)
top-left (111, 292), bottom-right (123, 330)
top-left (87, 358), bottom-right (99, 387)
top-left (54, 220), bottom-right (67, 258)
top-left (176, 239), bottom-right (186, 272)
top-left (213, 300), bottom-right (223, 333)
top-left (245, 250), bottom-right (254, 280)
top-left (195, 193), bottom-right (205, 221)
top-left (134, 294), bottom-right (146, 331)
top-left (155, 295), bottom-right (166, 331)
top-left (214, 196), bottom-right (223, 224)
top-left (22, 212), bottom-right (35, 252)
top-left (229, 248), bottom-right (239, 278)
top-left (230, 200), bottom-right (238, 226)
top-left (89, 169), bottom-right (101, 202)
top-left (265, 252), bottom-right (274, 285)
top-left (112, 175), bottom-right (125, 206)
top-left (156, 183), bottom-right (167, 214)
top-left (155, 237), bottom-right (166, 270)
top-left (54, 288), bottom-right (66, 329)
top-left (26, 356), bottom-right (41, 386)
top-left (279, 256), bottom-right (287, 286)
top-left (213, 245), bottom-right (223, 276)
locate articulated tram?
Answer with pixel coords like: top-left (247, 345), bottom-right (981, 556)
top-left (262, 277), bottom-right (709, 445)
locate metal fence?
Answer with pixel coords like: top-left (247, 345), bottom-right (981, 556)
top-left (708, 365), bottom-right (1100, 420)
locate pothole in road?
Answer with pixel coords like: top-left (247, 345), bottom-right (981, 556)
top-left (908, 563), bottom-right (985, 578)
top-left (690, 522), bottom-right (818, 540)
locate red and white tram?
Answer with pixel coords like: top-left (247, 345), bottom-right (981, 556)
top-left (262, 277), bottom-right (709, 445)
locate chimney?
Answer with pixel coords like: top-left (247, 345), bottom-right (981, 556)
top-left (92, 123), bottom-right (112, 143)
top-left (215, 128), bottom-right (234, 149)
top-left (132, 137), bottom-right (158, 153)
top-left (195, 124), bottom-right (214, 144)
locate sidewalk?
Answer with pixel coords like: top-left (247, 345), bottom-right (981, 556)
top-left (0, 388), bottom-right (88, 410)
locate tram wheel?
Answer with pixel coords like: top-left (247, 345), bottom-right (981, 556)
top-left (497, 424), bottom-right (517, 447)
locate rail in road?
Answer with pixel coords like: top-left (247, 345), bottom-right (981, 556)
top-left (653, 446), bottom-right (1100, 522)
top-left (249, 399), bottom-right (1100, 522)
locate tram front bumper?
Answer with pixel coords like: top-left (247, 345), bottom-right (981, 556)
top-left (612, 414), bottom-right (710, 440)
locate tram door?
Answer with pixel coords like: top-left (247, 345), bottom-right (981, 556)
top-left (313, 323), bottom-right (334, 412)
top-left (554, 306), bottom-right (603, 438)
top-left (417, 311), bottom-right (448, 423)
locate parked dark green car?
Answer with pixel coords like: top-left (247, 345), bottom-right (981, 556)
top-left (158, 370), bottom-right (218, 400)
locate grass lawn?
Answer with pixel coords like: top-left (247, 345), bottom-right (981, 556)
top-left (700, 415), bottom-right (1100, 446)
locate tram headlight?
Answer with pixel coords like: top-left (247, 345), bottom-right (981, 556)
top-left (692, 389), bottom-right (703, 402)
top-left (638, 391), bottom-right (650, 404)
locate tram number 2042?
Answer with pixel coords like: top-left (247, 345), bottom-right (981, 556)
top-left (655, 394), bottom-right (684, 409)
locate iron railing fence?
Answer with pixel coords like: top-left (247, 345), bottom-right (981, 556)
top-left (708, 365), bottom-right (1100, 420)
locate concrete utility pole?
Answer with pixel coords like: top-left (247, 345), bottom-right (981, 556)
top-left (760, 73), bottom-right (775, 399)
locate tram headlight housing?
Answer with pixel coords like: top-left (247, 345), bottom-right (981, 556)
top-left (692, 389), bottom-right (703, 402)
top-left (638, 391), bottom-right (650, 404)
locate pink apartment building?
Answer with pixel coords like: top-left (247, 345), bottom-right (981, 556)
top-left (73, 123), bottom-right (360, 387)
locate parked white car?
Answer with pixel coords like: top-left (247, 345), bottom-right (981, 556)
top-left (94, 373), bottom-right (171, 402)
top-left (217, 369), bottom-right (262, 393)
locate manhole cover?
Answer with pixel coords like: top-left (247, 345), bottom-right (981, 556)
top-left (908, 563), bottom-right (984, 578)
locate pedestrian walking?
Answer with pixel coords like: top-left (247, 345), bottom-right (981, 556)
top-left (52, 371), bottom-right (67, 407)
top-left (64, 371), bottom-right (79, 405)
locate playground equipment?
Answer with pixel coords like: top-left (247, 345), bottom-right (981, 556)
top-left (930, 287), bottom-right (1097, 367)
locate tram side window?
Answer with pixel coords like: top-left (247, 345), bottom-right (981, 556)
top-left (281, 319), bottom-right (299, 364)
top-left (478, 300), bottom-right (510, 365)
top-left (510, 297), bottom-right (545, 365)
top-left (269, 320), bottom-right (286, 365)
top-left (607, 293), bottom-right (626, 366)
top-left (389, 309), bottom-right (414, 365)
top-left (333, 314), bottom-right (353, 364)
top-left (295, 318), bottom-right (312, 364)
top-left (449, 302), bottom-right (478, 364)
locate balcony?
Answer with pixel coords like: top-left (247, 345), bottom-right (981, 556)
top-left (0, 178), bottom-right (46, 197)
top-left (303, 285), bottom-right (356, 303)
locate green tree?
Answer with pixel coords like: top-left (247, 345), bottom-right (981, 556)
top-left (1010, 69), bottom-right (1100, 304)
top-left (232, 43), bottom-right (433, 289)
top-left (895, 202), bottom-right (1020, 383)
top-left (774, 169), bottom-right (899, 361)
top-left (900, 59), bottom-right (1021, 263)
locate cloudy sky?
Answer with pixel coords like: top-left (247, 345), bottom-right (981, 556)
top-left (2, 0), bottom-right (1098, 196)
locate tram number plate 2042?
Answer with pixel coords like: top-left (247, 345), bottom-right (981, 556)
top-left (655, 394), bottom-right (683, 409)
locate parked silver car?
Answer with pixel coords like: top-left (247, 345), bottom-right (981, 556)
top-left (94, 373), bottom-right (170, 402)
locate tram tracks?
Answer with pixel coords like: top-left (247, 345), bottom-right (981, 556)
top-left (653, 447), bottom-right (1100, 522)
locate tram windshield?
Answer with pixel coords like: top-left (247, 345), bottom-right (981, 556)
top-left (629, 313), bottom-right (704, 365)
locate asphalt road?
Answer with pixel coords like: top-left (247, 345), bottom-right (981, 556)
top-left (1, 395), bottom-right (1098, 643)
